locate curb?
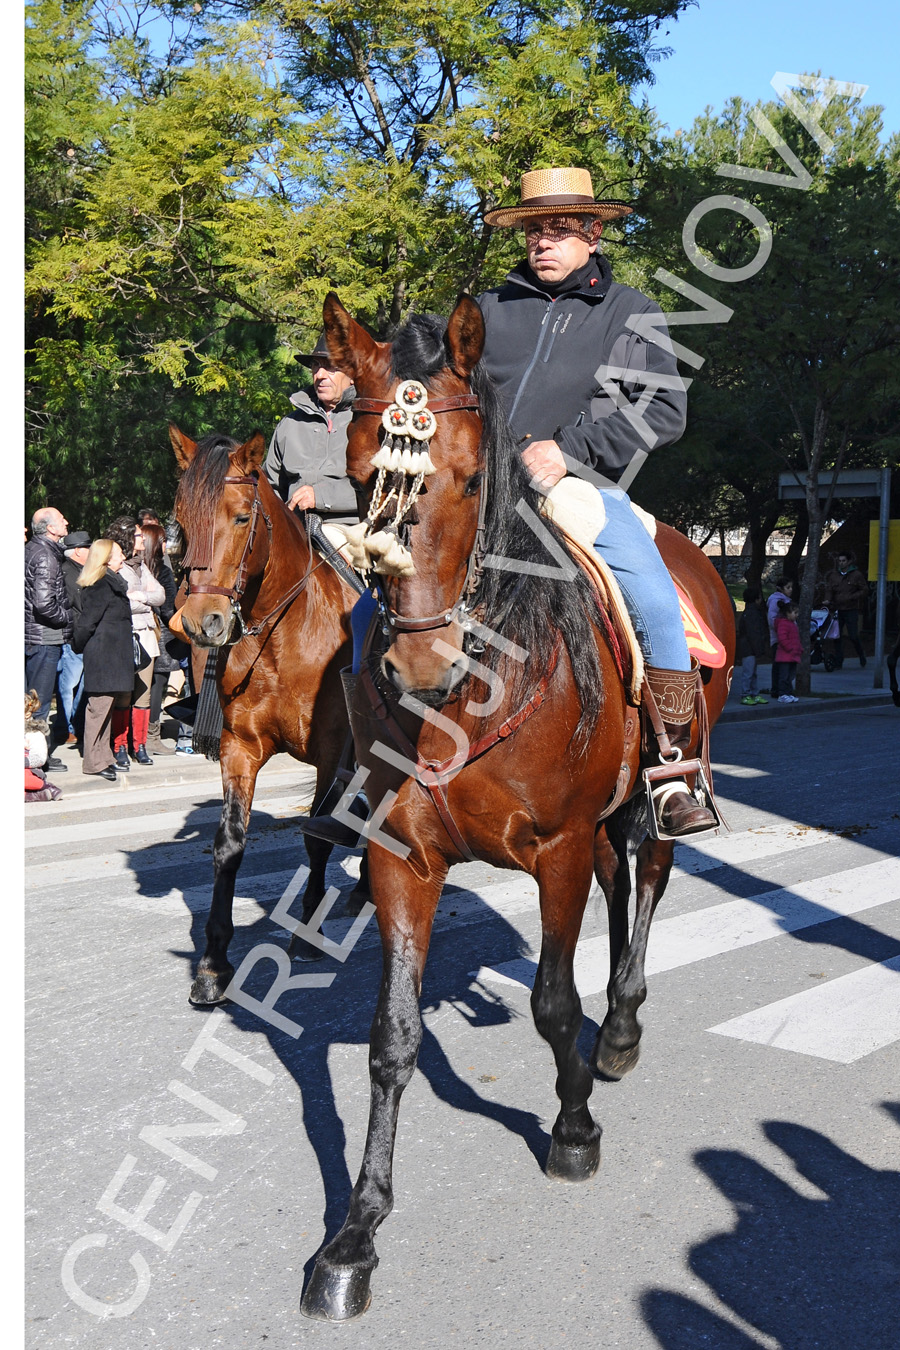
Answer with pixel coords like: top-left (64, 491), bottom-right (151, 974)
top-left (719, 692), bottom-right (892, 723)
top-left (36, 747), bottom-right (315, 800)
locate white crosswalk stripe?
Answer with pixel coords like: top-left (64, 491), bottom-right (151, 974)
top-left (708, 955), bottom-right (900, 1063)
top-left (25, 775), bottom-right (900, 1066)
top-left (476, 857), bottom-right (900, 993)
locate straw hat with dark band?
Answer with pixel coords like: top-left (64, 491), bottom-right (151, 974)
top-left (483, 167), bottom-right (632, 228)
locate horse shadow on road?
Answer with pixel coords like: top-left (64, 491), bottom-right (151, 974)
top-left (641, 1103), bottom-right (900, 1348)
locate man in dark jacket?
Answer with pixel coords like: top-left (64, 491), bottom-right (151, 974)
top-left (263, 333), bottom-right (359, 524)
top-left (24, 507), bottom-right (71, 724)
top-left (477, 166), bottom-right (713, 836)
top-left (824, 551), bottom-right (868, 668)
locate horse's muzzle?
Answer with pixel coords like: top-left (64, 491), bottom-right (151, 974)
top-left (381, 648), bottom-right (468, 705)
top-left (181, 605), bottom-right (233, 648)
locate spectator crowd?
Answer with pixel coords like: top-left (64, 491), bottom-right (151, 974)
top-left (24, 506), bottom-right (193, 797)
top-left (736, 556), bottom-right (870, 708)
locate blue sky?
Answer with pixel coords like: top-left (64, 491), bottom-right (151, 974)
top-left (639, 0), bottom-right (897, 140)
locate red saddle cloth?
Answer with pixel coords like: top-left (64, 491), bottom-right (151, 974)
top-left (675, 584), bottom-right (727, 668)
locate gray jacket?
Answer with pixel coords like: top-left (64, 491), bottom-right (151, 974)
top-left (478, 253), bottom-right (687, 483)
top-left (263, 387), bottom-right (359, 523)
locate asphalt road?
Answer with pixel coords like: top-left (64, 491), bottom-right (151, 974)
top-left (25, 702), bottom-right (900, 1349)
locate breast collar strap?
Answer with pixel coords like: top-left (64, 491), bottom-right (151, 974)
top-left (360, 640), bottom-right (561, 861)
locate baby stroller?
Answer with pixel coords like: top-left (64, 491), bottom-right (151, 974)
top-left (810, 608), bottom-right (839, 670)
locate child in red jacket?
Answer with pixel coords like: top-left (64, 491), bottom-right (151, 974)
top-left (774, 600), bottom-right (802, 702)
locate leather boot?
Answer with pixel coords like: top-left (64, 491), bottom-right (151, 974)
top-left (146, 721), bottom-right (175, 754)
top-left (131, 707), bottom-right (153, 764)
top-left (296, 672), bottom-right (368, 850)
top-left (112, 708), bottom-right (130, 771)
top-left (644, 664), bottom-right (717, 837)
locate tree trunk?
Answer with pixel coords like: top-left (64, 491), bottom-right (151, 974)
top-left (795, 406), bottom-right (829, 697)
top-left (744, 507), bottom-right (781, 588)
top-left (782, 501), bottom-right (809, 584)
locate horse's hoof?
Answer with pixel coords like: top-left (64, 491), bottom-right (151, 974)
top-left (546, 1135), bottom-right (601, 1182)
top-left (287, 936), bottom-right (325, 963)
top-left (189, 970), bottom-right (234, 1006)
top-left (300, 1260), bottom-right (373, 1321)
top-left (593, 1032), bottom-right (641, 1081)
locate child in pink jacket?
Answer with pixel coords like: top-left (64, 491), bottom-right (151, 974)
top-left (774, 600), bottom-right (802, 702)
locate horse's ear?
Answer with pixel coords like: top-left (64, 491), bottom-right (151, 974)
top-left (233, 432), bottom-right (267, 476)
top-left (323, 292), bottom-right (381, 380)
top-left (445, 295), bottom-right (485, 378)
top-left (169, 423), bottom-right (197, 469)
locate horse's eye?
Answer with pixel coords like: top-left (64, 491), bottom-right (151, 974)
top-left (234, 514), bottom-right (251, 526)
top-left (463, 472), bottom-right (483, 497)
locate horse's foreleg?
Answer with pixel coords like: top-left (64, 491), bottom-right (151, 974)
top-left (531, 842), bottom-right (601, 1182)
top-left (347, 848), bottom-right (371, 916)
top-left (592, 821), bottom-right (631, 1025)
top-left (190, 743), bottom-right (262, 1006)
top-left (301, 852), bottom-right (446, 1321)
top-left (594, 829), bottom-right (675, 1079)
top-left (288, 764), bottom-right (341, 963)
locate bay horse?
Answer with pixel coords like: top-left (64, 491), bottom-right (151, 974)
top-left (169, 425), bottom-right (364, 1004)
top-left (299, 296), bottom-right (735, 1320)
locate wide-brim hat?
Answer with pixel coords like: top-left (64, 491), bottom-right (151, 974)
top-left (483, 167), bottom-right (632, 228)
top-left (294, 330), bottom-right (333, 366)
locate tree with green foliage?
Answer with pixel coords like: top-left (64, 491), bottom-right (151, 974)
top-left (633, 84), bottom-right (900, 689)
top-left (26, 0), bottom-right (689, 529)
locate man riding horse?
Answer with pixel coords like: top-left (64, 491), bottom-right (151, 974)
top-left (304, 166), bottom-right (717, 842)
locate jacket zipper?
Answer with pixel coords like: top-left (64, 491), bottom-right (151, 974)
top-left (507, 300), bottom-right (555, 425)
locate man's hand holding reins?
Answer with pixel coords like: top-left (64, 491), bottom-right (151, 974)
top-left (288, 485), bottom-right (316, 512)
top-left (522, 439), bottom-right (567, 492)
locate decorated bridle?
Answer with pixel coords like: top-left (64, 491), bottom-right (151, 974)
top-left (183, 472), bottom-right (314, 642)
top-left (345, 378), bottom-right (486, 635)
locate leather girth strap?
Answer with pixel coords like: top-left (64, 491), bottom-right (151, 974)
top-left (359, 644), bottom-right (561, 862)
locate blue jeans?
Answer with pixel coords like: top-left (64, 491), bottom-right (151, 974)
top-left (351, 591), bottom-right (378, 673)
top-left (594, 490), bottom-right (690, 671)
top-left (56, 643), bottom-right (85, 735)
top-left (348, 490), bottom-right (690, 673)
top-left (25, 644), bottom-right (64, 721)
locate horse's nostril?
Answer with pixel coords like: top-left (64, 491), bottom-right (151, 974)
top-left (202, 613), bottom-right (225, 637)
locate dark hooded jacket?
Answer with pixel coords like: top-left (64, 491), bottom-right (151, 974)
top-left (477, 253), bottom-right (686, 482)
top-left (263, 386), bottom-right (359, 523)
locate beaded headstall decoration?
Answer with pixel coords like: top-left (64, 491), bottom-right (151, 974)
top-left (337, 380), bottom-right (481, 581)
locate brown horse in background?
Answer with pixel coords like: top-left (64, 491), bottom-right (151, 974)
top-left (169, 426), bottom-right (364, 1005)
top-left (299, 298), bottom-right (734, 1319)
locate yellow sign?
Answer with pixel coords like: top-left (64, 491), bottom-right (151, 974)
top-left (868, 520), bottom-right (900, 581)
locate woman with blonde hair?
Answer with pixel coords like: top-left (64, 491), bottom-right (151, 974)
top-left (73, 538), bottom-right (134, 780)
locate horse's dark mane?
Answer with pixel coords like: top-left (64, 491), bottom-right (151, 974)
top-left (390, 314), bottom-right (606, 745)
top-left (174, 432), bottom-right (241, 567)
